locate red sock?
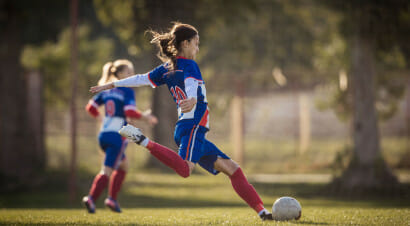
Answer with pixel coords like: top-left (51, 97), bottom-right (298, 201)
top-left (109, 169), bottom-right (126, 200)
top-left (89, 174), bottom-right (109, 201)
top-left (230, 168), bottom-right (265, 213)
top-left (147, 141), bottom-right (190, 178)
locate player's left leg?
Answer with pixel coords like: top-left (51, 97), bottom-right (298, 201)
top-left (83, 166), bottom-right (112, 213)
top-left (214, 158), bottom-right (273, 221)
top-left (105, 157), bottom-right (127, 213)
top-left (119, 124), bottom-right (192, 178)
top-left (105, 138), bottom-right (128, 213)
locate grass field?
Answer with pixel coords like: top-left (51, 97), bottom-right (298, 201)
top-left (1, 173), bottom-right (409, 225)
top-left (46, 134), bottom-right (409, 175)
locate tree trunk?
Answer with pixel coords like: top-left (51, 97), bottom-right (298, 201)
top-left (0, 2), bottom-right (45, 189)
top-left (26, 71), bottom-right (45, 169)
top-left (334, 30), bottom-right (398, 193)
top-left (231, 86), bottom-right (244, 166)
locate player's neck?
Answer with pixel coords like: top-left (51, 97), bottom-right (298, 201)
top-left (177, 53), bottom-right (194, 60)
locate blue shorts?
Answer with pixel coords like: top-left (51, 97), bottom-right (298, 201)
top-left (98, 132), bottom-right (127, 169)
top-left (174, 121), bottom-right (230, 175)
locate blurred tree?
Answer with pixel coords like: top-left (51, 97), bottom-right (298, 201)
top-left (321, 0), bottom-right (410, 193)
top-left (0, 0), bottom-right (69, 187)
top-left (21, 25), bottom-right (115, 108)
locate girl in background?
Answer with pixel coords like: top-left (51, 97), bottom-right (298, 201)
top-left (83, 59), bottom-right (158, 213)
top-left (90, 23), bottom-right (273, 221)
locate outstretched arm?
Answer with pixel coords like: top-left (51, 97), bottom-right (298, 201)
top-left (90, 73), bottom-right (153, 93)
top-left (90, 82), bottom-right (114, 93)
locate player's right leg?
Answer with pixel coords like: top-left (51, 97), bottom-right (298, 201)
top-left (83, 132), bottom-right (121, 213)
top-left (83, 167), bottom-right (111, 213)
top-left (119, 125), bottom-right (192, 177)
top-left (214, 158), bottom-right (273, 221)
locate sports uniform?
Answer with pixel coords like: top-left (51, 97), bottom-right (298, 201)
top-left (114, 57), bottom-right (230, 175)
top-left (84, 86), bottom-right (142, 213)
top-left (86, 87), bottom-right (141, 169)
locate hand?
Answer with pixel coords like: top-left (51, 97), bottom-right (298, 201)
top-left (143, 109), bottom-right (158, 126)
top-left (90, 83), bottom-right (114, 93)
top-left (180, 97), bottom-right (197, 113)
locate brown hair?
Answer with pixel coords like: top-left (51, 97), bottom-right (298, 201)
top-left (98, 59), bottom-right (134, 85)
top-left (148, 22), bottom-right (198, 71)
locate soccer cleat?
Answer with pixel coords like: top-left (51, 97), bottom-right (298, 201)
top-left (259, 212), bottom-right (274, 221)
top-left (104, 197), bottom-right (122, 213)
top-left (82, 196), bottom-right (96, 214)
top-left (119, 125), bottom-right (146, 145)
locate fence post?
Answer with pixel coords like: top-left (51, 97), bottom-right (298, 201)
top-left (298, 92), bottom-right (310, 154)
top-left (231, 82), bottom-right (244, 166)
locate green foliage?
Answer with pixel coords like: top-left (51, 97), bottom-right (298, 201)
top-left (199, 0), bottom-right (336, 92)
top-left (21, 25), bottom-right (115, 108)
top-left (315, 1), bottom-right (409, 122)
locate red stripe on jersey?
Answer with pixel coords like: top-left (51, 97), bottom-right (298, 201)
top-left (125, 109), bottom-right (142, 119)
top-left (199, 109), bottom-right (209, 127)
top-left (147, 73), bottom-right (157, 88)
top-left (185, 126), bottom-right (196, 160)
top-left (85, 102), bottom-right (99, 117)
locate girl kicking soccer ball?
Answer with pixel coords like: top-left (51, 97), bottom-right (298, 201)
top-left (83, 59), bottom-right (158, 213)
top-left (90, 23), bottom-right (273, 221)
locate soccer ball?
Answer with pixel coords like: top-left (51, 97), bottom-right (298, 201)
top-left (272, 196), bottom-right (302, 221)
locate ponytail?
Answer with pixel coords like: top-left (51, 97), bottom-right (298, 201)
top-left (98, 59), bottom-right (133, 85)
top-left (98, 62), bottom-right (114, 85)
top-left (148, 22), bottom-right (198, 71)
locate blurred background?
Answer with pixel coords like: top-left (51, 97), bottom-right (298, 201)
top-left (0, 0), bottom-right (409, 202)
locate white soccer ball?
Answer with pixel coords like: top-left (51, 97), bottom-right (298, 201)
top-left (272, 196), bottom-right (302, 221)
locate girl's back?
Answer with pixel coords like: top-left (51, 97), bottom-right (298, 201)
top-left (91, 87), bottom-right (135, 132)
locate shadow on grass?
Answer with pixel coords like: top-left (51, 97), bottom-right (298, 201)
top-left (0, 192), bottom-right (243, 209)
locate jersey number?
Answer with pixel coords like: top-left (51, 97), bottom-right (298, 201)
top-left (106, 100), bottom-right (115, 116)
top-left (170, 86), bottom-right (186, 103)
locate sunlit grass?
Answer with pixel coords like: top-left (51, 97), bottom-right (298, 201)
top-left (1, 173), bottom-right (409, 225)
top-left (46, 134), bottom-right (409, 175)
top-left (1, 207), bottom-right (409, 225)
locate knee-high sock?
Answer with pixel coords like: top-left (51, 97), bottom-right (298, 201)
top-left (109, 169), bottom-right (126, 200)
top-left (146, 141), bottom-right (190, 178)
top-left (230, 168), bottom-right (265, 213)
top-left (89, 174), bottom-right (109, 201)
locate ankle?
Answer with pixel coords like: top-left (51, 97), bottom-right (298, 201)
top-left (140, 137), bottom-right (150, 147)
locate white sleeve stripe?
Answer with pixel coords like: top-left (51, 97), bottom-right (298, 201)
top-left (89, 100), bottom-right (99, 108)
top-left (124, 105), bottom-right (136, 111)
top-left (114, 73), bottom-right (152, 87)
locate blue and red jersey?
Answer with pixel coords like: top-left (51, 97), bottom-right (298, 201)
top-left (147, 57), bottom-right (209, 128)
top-left (86, 87), bottom-right (141, 133)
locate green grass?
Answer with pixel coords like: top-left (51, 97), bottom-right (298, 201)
top-left (46, 134), bottom-right (409, 175)
top-left (1, 207), bottom-right (409, 225)
top-left (1, 173), bottom-right (409, 225)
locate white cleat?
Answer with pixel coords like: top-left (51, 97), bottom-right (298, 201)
top-left (119, 125), bottom-right (146, 144)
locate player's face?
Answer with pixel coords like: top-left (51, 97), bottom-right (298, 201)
top-left (186, 35), bottom-right (199, 59)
